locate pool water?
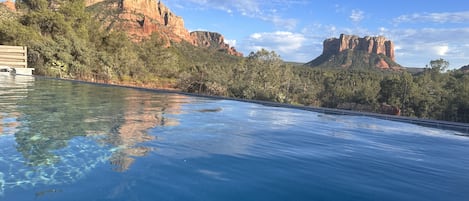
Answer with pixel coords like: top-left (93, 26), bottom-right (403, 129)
top-left (1, 76), bottom-right (468, 201)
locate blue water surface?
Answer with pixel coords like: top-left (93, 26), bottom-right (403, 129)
top-left (0, 76), bottom-right (468, 201)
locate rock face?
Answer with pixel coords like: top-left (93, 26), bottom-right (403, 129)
top-left (87, 0), bottom-right (192, 43)
top-left (307, 34), bottom-right (400, 70)
top-left (331, 34), bottom-right (395, 61)
top-left (460, 65), bottom-right (469, 73)
top-left (86, 0), bottom-right (242, 56)
top-left (1, 0), bottom-right (16, 11)
top-left (190, 31), bottom-right (243, 57)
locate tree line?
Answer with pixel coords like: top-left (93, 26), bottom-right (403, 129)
top-left (1, 0), bottom-right (468, 123)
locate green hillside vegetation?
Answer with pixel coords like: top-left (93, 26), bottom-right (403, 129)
top-left (1, 0), bottom-right (468, 123)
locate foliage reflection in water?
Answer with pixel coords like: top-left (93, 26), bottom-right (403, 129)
top-left (0, 76), bottom-right (183, 196)
top-left (0, 76), bottom-right (469, 201)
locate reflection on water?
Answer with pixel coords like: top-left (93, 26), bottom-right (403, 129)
top-left (0, 76), bottom-right (184, 193)
top-left (14, 80), bottom-right (182, 169)
top-left (2, 76), bottom-right (469, 201)
top-left (0, 75), bottom-right (34, 136)
top-left (104, 91), bottom-right (181, 172)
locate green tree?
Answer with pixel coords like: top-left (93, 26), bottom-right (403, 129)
top-left (16, 0), bottom-right (48, 10)
top-left (429, 58), bottom-right (449, 73)
top-left (379, 72), bottom-right (414, 115)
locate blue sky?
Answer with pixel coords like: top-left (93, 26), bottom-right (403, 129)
top-left (164, 0), bottom-right (469, 69)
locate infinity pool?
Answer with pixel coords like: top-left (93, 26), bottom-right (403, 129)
top-left (1, 76), bottom-right (468, 201)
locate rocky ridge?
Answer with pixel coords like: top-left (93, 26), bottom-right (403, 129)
top-left (86, 0), bottom-right (242, 56)
top-left (460, 65), bottom-right (469, 73)
top-left (307, 34), bottom-right (400, 70)
top-left (190, 31), bottom-right (243, 57)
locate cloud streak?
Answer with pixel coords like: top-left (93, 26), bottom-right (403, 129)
top-left (242, 31), bottom-right (307, 60)
top-left (350, 9), bottom-right (365, 23)
top-left (166, 0), bottom-right (304, 30)
top-left (394, 11), bottom-right (469, 24)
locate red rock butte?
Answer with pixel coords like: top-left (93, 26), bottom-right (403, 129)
top-left (307, 34), bottom-right (400, 70)
top-left (323, 34), bottom-right (395, 61)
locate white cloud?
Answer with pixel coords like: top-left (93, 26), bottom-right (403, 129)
top-left (241, 31), bottom-right (307, 61)
top-left (225, 39), bottom-right (237, 47)
top-left (394, 11), bottom-right (469, 24)
top-left (334, 4), bottom-right (346, 13)
top-left (165, 0), bottom-right (303, 30)
top-left (433, 45), bottom-right (449, 56)
top-left (165, 0), bottom-right (261, 15)
top-left (269, 16), bottom-right (298, 30)
top-left (409, 42), bottom-right (450, 56)
top-left (387, 28), bottom-right (469, 68)
top-left (251, 33), bottom-right (262, 39)
top-left (350, 9), bottom-right (365, 23)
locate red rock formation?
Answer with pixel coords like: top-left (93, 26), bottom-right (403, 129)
top-left (88, 0), bottom-right (193, 43)
top-left (87, 0), bottom-right (243, 56)
top-left (307, 34), bottom-right (400, 70)
top-left (190, 31), bottom-right (243, 57)
top-left (329, 34), bottom-right (395, 61)
top-left (2, 0), bottom-right (16, 11)
top-left (375, 58), bottom-right (390, 69)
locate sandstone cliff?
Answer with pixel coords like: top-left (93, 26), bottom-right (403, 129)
top-left (87, 0), bottom-right (192, 43)
top-left (86, 0), bottom-right (242, 56)
top-left (190, 31), bottom-right (243, 57)
top-left (1, 0), bottom-right (16, 11)
top-left (307, 34), bottom-right (400, 70)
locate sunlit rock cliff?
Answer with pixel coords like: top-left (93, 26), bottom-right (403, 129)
top-left (190, 31), bottom-right (243, 57)
top-left (1, 0), bottom-right (15, 11)
top-left (306, 34), bottom-right (401, 70)
top-left (86, 0), bottom-right (191, 43)
top-left (86, 0), bottom-right (242, 56)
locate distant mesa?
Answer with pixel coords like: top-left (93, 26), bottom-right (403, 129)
top-left (86, 0), bottom-right (242, 56)
top-left (306, 34), bottom-right (401, 70)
